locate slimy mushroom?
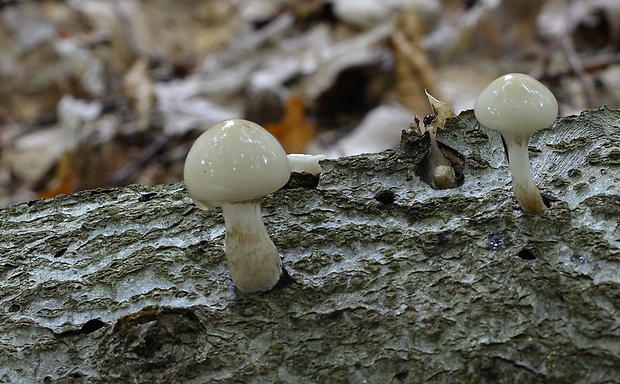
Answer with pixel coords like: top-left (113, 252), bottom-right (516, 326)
top-left (184, 119), bottom-right (290, 293)
top-left (474, 73), bottom-right (558, 215)
top-left (287, 154), bottom-right (327, 176)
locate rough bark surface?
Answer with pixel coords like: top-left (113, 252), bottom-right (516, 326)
top-left (1, 108), bottom-right (619, 384)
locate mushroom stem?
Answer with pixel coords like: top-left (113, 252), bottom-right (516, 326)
top-left (504, 137), bottom-right (546, 215)
top-left (221, 201), bottom-right (282, 293)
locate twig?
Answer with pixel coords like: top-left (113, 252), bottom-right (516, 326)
top-left (110, 134), bottom-right (171, 186)
top-left (557, 24), bottom-right (602, 108)
top-left (537, 53), bottom-right (620, 81)
top-left (114, 0), bottom-right (146, 60)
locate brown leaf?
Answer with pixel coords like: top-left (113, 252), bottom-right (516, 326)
top-left (265, 96), bottom-right (315, 153)
top-left (390, 12), bottom-right (442, 116)
top-left (123, 59), bottom-right (156, 132)
top-left (38, 151), bottom-right (75, 199)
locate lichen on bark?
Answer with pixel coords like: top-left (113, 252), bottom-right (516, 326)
top-left (0, 108), bottom-right (619, 383)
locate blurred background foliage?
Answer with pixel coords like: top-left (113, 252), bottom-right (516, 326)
top-left (1, 0), bottom-right (619, 206)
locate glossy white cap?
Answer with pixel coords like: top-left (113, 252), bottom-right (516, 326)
top-left (184, 119), bottom-right (289, 208)
top-left (474, 73), bottom-right (558, 138)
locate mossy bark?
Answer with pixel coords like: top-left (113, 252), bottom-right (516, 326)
top-left (1, 107), bottom-right (619, 383)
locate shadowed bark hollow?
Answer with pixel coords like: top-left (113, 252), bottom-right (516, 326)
top-left (0, 108), bottom-right (619, 383)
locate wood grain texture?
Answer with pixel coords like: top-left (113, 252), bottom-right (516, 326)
top-left (1, 108), bottom-right (618, 383)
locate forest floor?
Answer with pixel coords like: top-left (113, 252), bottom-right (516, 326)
top-left (1, 0), bottom-right (619, 207)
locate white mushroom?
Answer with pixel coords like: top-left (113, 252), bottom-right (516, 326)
top-left (184, 119), bottom-right (290, 293)
top-left (474, 73), bottom-right (558, 215)
top-left (287, 154), bottom-right (327, 176)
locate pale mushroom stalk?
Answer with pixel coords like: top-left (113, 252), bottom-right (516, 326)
top-left (503, 135), bottom-right (546, 215)
top-left (474, 73), bottom-right (558, 215)
top-left (221, 201), bottom-right (282, 294)
top-left (184, 119), bottom-right (290, 293)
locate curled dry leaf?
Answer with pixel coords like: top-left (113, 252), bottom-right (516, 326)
top-left (414, 91), bottom-right (459, 190)
top-left (390, 11), bottom-right (442, 116)
top-left (425, 89), bottom-right (455, 129)
top-left (38, 151), bottom-right (75, 199)
top-left (265, 96), bottom-right (316, 154)
top-left (123, 59), bottom-right (156, 133)
top-left (2, 127), bottom-right (70, 183)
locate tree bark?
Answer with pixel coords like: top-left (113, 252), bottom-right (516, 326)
top-left (1, 107), bottom-right (619, 384)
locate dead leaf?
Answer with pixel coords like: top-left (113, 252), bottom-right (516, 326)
top-left (265, 96), bottom-right (315, 153)
top-left (38, 151), bottom-right (75, 199)
top-left (425, 90), bottom-right (455, 128)
top-left (3, 127), bottom-right (70, 182)
top-left (124, 59), bottom-right (156, 132)
top-left (390, 11), bottom-right (442, 116)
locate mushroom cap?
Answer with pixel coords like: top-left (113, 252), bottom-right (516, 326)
top-left (474, 73), bottom-right (558, 137)
top-left (184, 119), bottom-right (289, 207)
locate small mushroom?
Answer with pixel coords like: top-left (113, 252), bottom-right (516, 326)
top-left (287, 154), bottom-right (327, 176)
top-left (474, 73), bottom-right (558, 215)
top-left (184, 119), bottom-right (290, 293)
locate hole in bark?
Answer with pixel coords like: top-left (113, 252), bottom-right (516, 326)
top-left (80, 319), bottom-right (107, 334)
top-left (69, 372), bottom-right (86, 379)
top-left (55, 319), bottom-right (107, 338)
top-left (540, 192), bottom-right (559, 209)
top-left (393, 371), bottom-right (409, 381)
top-left (175, 290), bottom-right (189, 298)
top-left (138, 192), bottom-right (158, 202)
top-left (284, 172), bottom-right (319, 189)
top-left (2, 263), bottom-right (18, 273)
top-left (517, 249), bottom-right (537, 260)
top-left (374, 190), bottom-right (397, 205)
top-left (8, 304), bottom-right (21, 312)
top-left (271, 266), bottom-right (297, 291)
top-left (54, 248), bottom-right (67, 258)
top-left (414, 136), bottom-right (465, 190)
